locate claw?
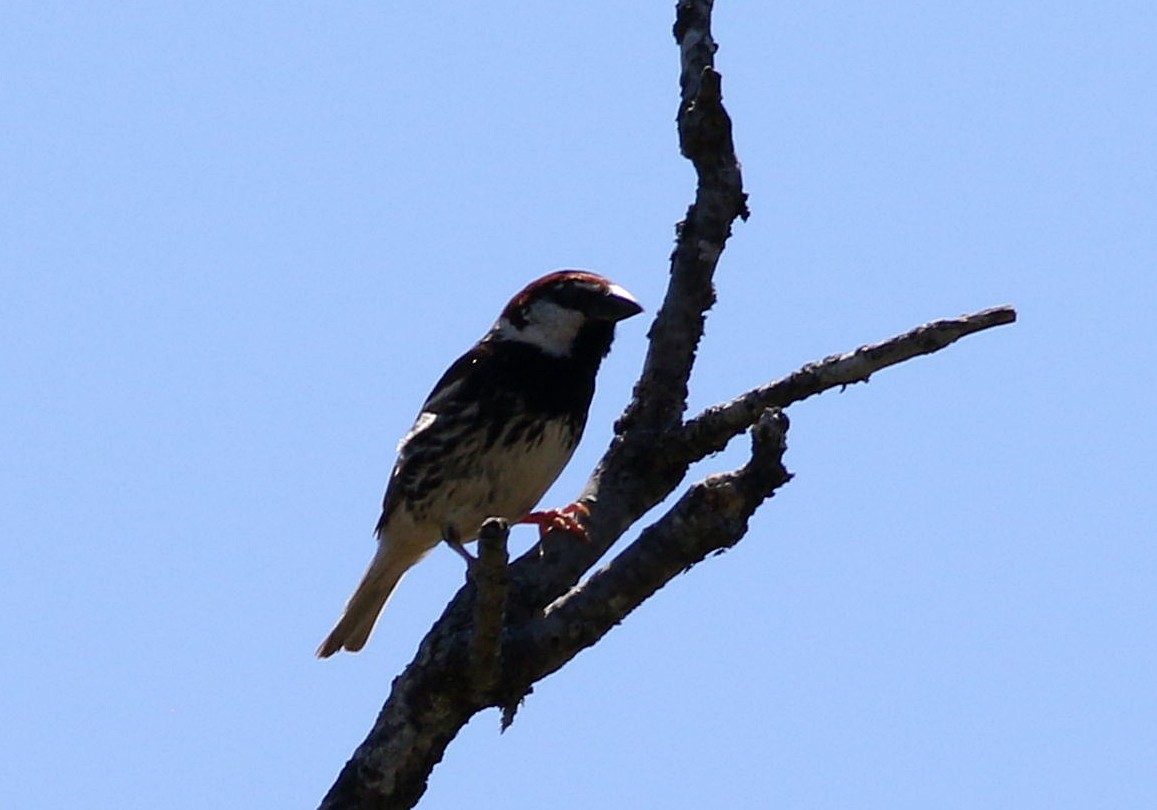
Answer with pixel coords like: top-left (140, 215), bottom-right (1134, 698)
top-left (519, 502), bottom-right (591, 541)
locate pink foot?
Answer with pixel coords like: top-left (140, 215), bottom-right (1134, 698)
top-left (520, 502), bottom-right (591, 541)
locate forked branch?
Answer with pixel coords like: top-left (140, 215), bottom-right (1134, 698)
top-left (317, 2), bottom-right (1016, 807)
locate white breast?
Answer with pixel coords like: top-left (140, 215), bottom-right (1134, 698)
top-left (438, 417), bottom-right (579, 542)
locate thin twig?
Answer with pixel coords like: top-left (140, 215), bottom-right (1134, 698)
top-left (676, 306), bottom-right (1017, 460)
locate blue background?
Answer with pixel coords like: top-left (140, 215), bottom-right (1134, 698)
top-left (3, 3), bottom-right (1154, 807)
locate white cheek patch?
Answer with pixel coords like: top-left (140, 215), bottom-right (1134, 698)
top-left (495, 299), bottom-right (585, 357)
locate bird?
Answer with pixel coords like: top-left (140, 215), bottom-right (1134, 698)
top-left (317, 270), bottom-right (642, 657)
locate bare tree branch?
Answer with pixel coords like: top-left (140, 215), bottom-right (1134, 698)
top-left (511, 409), bottom-right (792, 683)
top-left (317, 304), bottom-right (1013, 809)
top-left (317, 2), bottom-right (1017, 807)
top-left (676, 305), bottom-right (1018, 461)
top-left (619, 0), bottom-right (747, 437)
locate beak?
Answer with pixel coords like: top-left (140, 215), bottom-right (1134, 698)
top-left (594, 282), bottom-right (644, 322)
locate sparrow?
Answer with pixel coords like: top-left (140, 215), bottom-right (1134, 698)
top-left (317, 270), bottom-right (642, 657)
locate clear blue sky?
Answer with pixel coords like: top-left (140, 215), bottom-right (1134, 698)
top-left (3, 3), bottom-right (1154, 807)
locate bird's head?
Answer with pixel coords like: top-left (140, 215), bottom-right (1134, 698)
top-left (494, 270), bottom-right (643, 358)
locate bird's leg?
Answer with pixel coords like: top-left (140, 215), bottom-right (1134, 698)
top-left (519, 501), bottom-right (591, 541)
top-left (442, 523), bottom-right (477, 568)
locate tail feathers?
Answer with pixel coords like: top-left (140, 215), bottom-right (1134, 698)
top-left (316, 545), bottom-right (422, 658)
